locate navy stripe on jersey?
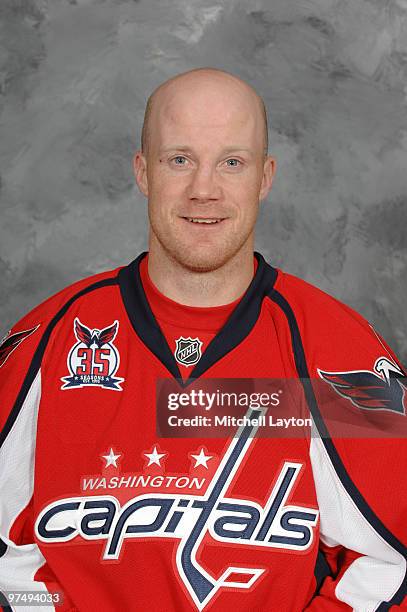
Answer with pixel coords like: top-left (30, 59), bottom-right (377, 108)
top-left (268, 288), bottom-right (407, 608)
top-left (118, 251), bottom-right (278, 387)
top-left (313, 550), bottom-right (331, 593)
top-left (0, 277), bottom-right (119, 450)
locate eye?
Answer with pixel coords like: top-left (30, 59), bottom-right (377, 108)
top-left (171, 155), bottom-right (188, 165)
top-left (225, 158), bottom-right (241, 167)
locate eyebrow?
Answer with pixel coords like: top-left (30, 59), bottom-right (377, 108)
top-left (158, 146), bottom-right (254, 155)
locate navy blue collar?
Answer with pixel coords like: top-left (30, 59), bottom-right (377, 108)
top-left (118, 251), bottom-right (277, 386)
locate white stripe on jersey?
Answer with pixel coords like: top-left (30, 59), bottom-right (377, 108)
top-left (310, 434), bottom-right (405, 611)
top-left (0, 371), bottom-right (55, 612)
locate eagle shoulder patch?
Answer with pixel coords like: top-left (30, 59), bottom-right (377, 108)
top-left (61, 318), bottom-right (124, 391)
top-left (318, 357), bottom-right (406, 416)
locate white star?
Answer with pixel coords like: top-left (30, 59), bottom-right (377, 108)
top-left (102, 448), bottom-right (121, 468)
top-left (144, 446), bottom-right (166, 467)
top-left (190, 448), bottom-right (213, 469)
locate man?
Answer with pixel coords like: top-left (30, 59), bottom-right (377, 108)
top-left (0, 68), bottom-right (405, 611)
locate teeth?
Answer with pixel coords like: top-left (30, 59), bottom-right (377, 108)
top-left (187, 218), bottom-right (221, 224)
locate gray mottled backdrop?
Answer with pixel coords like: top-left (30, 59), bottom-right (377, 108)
top-left (1, 0), bottom-right (406, 361)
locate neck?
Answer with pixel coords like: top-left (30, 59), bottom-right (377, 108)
top-left (147, 236), bottom-right (255, 307)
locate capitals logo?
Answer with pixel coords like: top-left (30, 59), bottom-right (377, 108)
top-left (35, 409), bottom-right (319, 610)
top-left (61, 318), bottom-right (124, 390)
top-left (318, 356), bottom-right (406, 415)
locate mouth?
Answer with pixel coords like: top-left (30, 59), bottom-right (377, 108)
top-left (181, 217), bottom-right (226, 225)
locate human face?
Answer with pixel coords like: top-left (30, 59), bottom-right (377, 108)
top-left (135, 78), bottom-right (275, 272)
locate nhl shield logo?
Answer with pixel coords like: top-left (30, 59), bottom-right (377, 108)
top-left (174, 336), bottom-right (203, 367)
top-left (61, 318), bottom-right (124, 390)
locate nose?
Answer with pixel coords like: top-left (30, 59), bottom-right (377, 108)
top-left (187, 165), bottom-right (221, 203)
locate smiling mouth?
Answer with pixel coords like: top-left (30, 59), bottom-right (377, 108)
top-left (181, 217), bottom-right (226, 224)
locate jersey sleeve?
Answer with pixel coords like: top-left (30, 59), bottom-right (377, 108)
top-left (307, 431), bottom-right (407, 611)
top-left (314, 312), bottom-right (406, 607)
top-left (0, 274), bottom-right (104, 612)
top-left (309, 325), bottom-right (406, 610)
top-left (0, 308), bottom-right (64, 612)
top-left (273, 272), bottom-right (407, 610)
top-left (0, 267), bottom-right (121, 612)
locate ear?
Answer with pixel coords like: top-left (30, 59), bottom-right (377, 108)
top-left (133, 151), bottom-right (149, 197)
top-left (259, 155), bottom-right (276, 202)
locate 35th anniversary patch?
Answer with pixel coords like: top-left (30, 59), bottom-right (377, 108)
top-left (61, 318), bottom-right (124, 390)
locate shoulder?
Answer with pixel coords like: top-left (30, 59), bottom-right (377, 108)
top-left (1, 265), bottom-right (123, 362)
top-left (268, 267), bottom-right (402, 371)
top-left (273, 268), bottom-right (366, 327)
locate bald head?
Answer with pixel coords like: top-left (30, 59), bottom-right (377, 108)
top-left (133, 67), bottom-right (276, 280)
top-left (141, 68), bottom-right (268, 158)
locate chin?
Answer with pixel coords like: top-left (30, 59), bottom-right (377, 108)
top-left (152, 226), bottom-right (252, 272)
top-left (169, 244), bottom-right (241, 273)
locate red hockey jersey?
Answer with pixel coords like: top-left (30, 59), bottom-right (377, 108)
top-left (0, 252), bottom-right (406, 611)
